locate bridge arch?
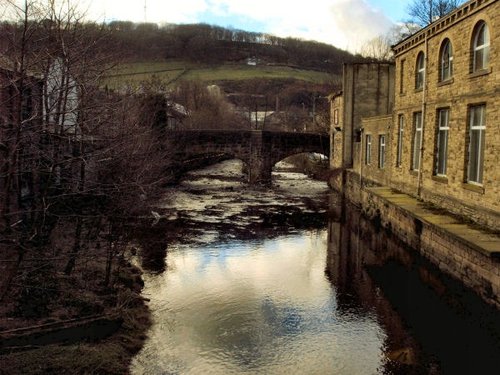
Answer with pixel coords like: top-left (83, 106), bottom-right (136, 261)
top-left (168, 130), bottom-right (329, 184)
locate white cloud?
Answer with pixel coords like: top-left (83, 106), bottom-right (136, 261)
top-left (202, 0), bottom-right (394, 51)
top-left (36, 0), bottom-right (394, 52)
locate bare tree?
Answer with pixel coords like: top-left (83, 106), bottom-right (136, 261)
top-left (172, 80), bottom-right (246, 130)
top-left (0, 0), bottom-right (172, 295)
top-left (360, 22), bottom-right (423, 60)
top-left (360, 35), bottom-right (394, 61)
top-left (1, 1), bottom-right (116, 238)
top-left (407, 0), bottom-right (465, 27)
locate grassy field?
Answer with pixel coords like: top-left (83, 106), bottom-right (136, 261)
top-left (104, 60), bottom-right (336, 89)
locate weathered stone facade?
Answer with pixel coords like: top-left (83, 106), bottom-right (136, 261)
top-left (329, 63), bottom-right (395, 170)
top-left (329, 0), bottom-right (500, 308)
top-left (360, 115), bottom-right (393, 186)
top-left (168, 130), bottom-right (329, 183)
top-left (332, 0), bottom-right (499, 231)
top-left (392, 0), bottom-right (499, 229)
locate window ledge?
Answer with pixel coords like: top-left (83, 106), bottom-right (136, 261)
top-left (462, 182), bottom-right (484, 194)
top-left (409, 170), bottom-right (419, 177)
top-left (414, 87), bottom-right (423, 93)
top-left (469, 67), bottom-right (492, 79)
top-left (437, 78), bottom-right (454, 87)
top-left (432, 175), bottom-right (448, 184)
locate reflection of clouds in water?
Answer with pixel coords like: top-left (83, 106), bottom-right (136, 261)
top-left (133, 230), bottom-right (385, 374)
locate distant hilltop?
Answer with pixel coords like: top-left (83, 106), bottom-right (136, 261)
top-left (104, 22), bottom-right (366, 74)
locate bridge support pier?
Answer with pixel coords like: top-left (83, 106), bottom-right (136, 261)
top-left (248, 131), bottom-right (273, 184)
top-left (248, 160), bottom-right (273, 184)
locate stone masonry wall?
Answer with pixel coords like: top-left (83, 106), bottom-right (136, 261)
top-left (340, 63), bottom-right (395, 169)
top-left (340, 169), bottom-right (500, 309)
top-left (329, 95), bottom-right (343, 170)
top-left (391, 0), bottom-right (500, 230)
top-left (360, 115), bottom-right (393, 187)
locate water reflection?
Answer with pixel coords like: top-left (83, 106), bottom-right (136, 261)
top-left (328, 195), bottom-right (500, 374)
top-left (130, 162), bottom-right (500, 374)
top-left (132, 231), bottom-right (387, 375)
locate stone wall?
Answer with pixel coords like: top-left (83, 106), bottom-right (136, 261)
top-left (328, 0), bottom-right (500, 311)
top-left (329, 94), bottom-right (343, 170)
top-left (340, 169), bottom-right (500, 309)
top-left (169, 130), bottom-right (329, 183)
top-left (337, 63), bottom-right (395, 169)
top-left (360, 115), bottom-right (393, 186)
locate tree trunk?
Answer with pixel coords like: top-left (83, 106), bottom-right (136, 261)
top-left (64, 216), bottom-right (83, 275)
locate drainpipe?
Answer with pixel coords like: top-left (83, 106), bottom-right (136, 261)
top-left (359, 127), bottom-right (364, 204)
top-left (416, 31), bottom-right (428, 198)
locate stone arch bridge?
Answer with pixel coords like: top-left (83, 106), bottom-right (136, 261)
top-left (167, 130), bottom-right (330, 184)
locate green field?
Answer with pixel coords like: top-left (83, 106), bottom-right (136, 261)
top-left (104, 60), bottom-right (336, 89)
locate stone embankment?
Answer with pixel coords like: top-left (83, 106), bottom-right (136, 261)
top-left (339, 170), bottom-right (500, 309)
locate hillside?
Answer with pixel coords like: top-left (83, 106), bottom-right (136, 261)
top-left (101, 22), bottom-right (362, 133)
top-left (103, 22), bottom-right (361, 104)
top-left (105, 22), bottom-right (363, 75)
top-left (105, 60), bottom-right (337, 90)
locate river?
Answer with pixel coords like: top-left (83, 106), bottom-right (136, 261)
top-left (130, 160), bottom-right (500, 375)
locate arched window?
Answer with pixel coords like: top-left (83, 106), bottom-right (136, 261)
top-left (415, 52), bottom-right (425, 89)
top-left (440, 39), bottom-right (453, 81)
top-left (472, 21), bottom-right (490, 72)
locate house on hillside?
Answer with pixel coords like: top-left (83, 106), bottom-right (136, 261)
top-left (330, 0), bottom-right (499, 230)
top-left (166, 101), bottom-right (188, 130)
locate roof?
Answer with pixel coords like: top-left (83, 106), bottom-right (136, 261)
top-left (0, 55), bottom-right (43, 79)
top-left (392, 0), bottom-right (494, 57)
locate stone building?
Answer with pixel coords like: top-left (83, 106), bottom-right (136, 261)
top-left (332, 0), bottom-right (499, 231)
top-left (329, 0), bottom-right (500, 308)
top-left (329, 63), bottom-right (395, 171)
top-left (391, 0), bottom-right (499, 229)
top-left (0, 61), bottom-right (43, 228)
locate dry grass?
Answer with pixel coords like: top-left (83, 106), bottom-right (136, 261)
top-left (0, 219), bottom-right (151, 375)
top-left (103, 59), bottom-right (336, 90)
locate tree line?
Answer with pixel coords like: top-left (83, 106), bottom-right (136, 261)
top-left (102, 22), bottom-right (361, 73)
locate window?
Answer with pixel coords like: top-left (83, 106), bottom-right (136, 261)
top-left (440, 39), bottom-right (453, 81)
top-left (435, 109), bottom-right (449, 176)
top-left (412, 112), bottom-right (423, 171)
top-left (378, 135), bottom-right (386, 169)
top-left (467, 105), bottom-right (486, 184)
top-left (472, 22), bottom-right (490, 72)
top-left (400, 59), bottom-right (406, 94)
top-left (415, 52), bottom-right (425, 89)
top-left (365, 134), bottom-right (372, 165)
top-left (396, 115), bottom-right (404, 167)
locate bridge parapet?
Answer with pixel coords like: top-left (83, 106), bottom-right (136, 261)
top-left (167, 130), bottom-right (329, 184)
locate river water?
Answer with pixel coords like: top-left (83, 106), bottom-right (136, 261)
top-left (130, 160), bottom-right (500, 375)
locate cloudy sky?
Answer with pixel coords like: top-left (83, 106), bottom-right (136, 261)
top-left (6, 0), bottom-right (408, 52)
top-left (83, 0), bottom-right (408, 51)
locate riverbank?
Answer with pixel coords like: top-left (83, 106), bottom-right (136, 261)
top-left (0, 160), bottom-right (330, 374)
top-left (0, 219), bottom-right (151, 374)
top-left (334, 169), bottom-right (500, 309)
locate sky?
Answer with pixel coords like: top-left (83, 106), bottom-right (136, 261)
top-left (8, 0), bottom-right (409, 52)
top-left (84, 0), bottom-right (409, 52)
